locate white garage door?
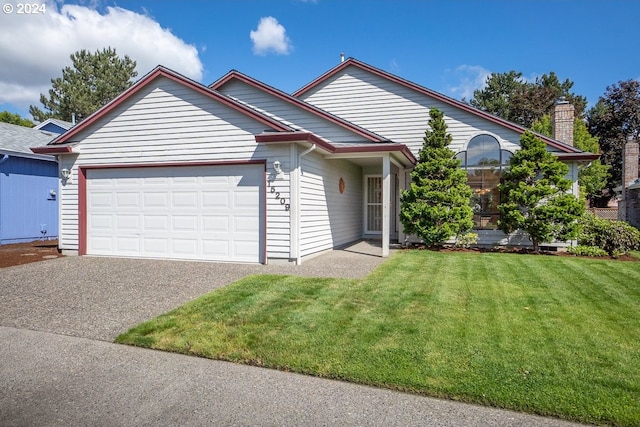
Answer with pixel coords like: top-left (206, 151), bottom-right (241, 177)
top-left (86, 164), bottom-right (264, 263)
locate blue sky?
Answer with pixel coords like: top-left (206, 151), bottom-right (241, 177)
top-left (1, 0), bottom-right (638, 120)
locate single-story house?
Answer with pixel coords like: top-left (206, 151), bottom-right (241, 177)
top-left (1, 122), bottom-right (59, 244)
top-left (33, 118), bottom-right (74, 135)
top-left (33, 58), bottom-right (597, 264)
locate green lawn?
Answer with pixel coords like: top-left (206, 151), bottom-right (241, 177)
top-left (117, 250), bottom-right (640, 426)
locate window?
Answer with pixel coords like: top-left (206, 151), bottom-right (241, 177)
top-left (457, 135), bottom-right (512, 229)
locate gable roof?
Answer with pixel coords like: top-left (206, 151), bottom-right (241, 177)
top-left (0, 122), bottom-right (57, 160)
top-left (294, 58), bottom-right (586, 155)
top-left (33, 118), bottom-right (74, 133)
top-left (210, 70), bottom-right (389, 143)
top-left (36, 66), bottom-right (293, 152)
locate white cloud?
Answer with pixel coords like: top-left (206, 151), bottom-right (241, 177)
top-left (443, 65), bottom-right (491, 101)
top-left (0, 1), bottom-right (203, 113)
top-left (250, 16), bottom-right (293, 56)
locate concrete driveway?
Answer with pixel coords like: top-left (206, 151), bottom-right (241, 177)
top-left (0, 244), bottom-right (583, 426)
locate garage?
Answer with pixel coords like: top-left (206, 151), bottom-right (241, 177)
top-left (85, 164), bottom-right (265, 263)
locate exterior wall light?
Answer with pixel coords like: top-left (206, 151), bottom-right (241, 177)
top-left (273, 160), bottom-right (282, 175)
top-left (61, 168), bottom-right (71, 179)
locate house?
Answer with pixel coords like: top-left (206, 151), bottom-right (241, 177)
top-left (0, 122), bottom-right (59, 244)
top-left (32, 58), bottom-right (597, 263)
top-left (33, 118), bottom-right (74, 135)
top-left (619, 140), bottom-right (640, 228)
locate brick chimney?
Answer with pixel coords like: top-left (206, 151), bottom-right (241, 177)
top-left (623, 138), bottom-right (639, 188)
top-left (552, 99), bottom-right (574, 146)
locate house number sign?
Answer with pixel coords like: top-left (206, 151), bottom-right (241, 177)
top-left (268, 180), bottom-right (290, 211)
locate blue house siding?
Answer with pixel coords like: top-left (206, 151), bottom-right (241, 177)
top-left (0, 155), bottom-right (58, 244)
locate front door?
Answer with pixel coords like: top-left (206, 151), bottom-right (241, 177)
top-left (365, 176), bottom-right (382, 234)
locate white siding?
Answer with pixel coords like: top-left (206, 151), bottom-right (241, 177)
top-left (299, 151), bottom-right (363, 256)
top-left (219, 80), bottom-right (373, 143)
top-left (298, 66), bottom-right (525, 156)
top-left (58, 76), bottom-right (291, 260)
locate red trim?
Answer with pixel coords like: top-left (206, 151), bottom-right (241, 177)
top-left (78, 167), bottom-right (87, 255)
top-left (255, 132), bottom-right (335, 153)
top-left (78, 160), bottom-right (268, 264)
top-left (211, 71), bottom-right (386, 143)
top-left (255, 131), bottom-right (417, 165)
top-left (79, 159), bottom-right (266, 171)
top-left (51, 67), bottom-right (291, 146)
top-left (293, 58), bottom-right (583, 154)
top-left (555, 153), bottom-right (600, 161)
top-left (31, 146), bottom-right (73, 154)
top-left (334, 144), bottom-right (417, 163)
top-left (261, 162), bottom-right (268, 265)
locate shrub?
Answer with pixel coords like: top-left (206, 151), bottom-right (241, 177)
top-left (454, 232), bottom-right (478, 249)
top-left (567, 245), bottom-right (608, 257)
top-left (578, 213), bottom-right (640, 256)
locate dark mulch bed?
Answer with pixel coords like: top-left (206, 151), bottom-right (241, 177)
top-left (0, 240), bottom-right (63, 268)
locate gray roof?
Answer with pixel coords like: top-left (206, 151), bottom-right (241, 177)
top-left (0, 122), bottom-right (58, 155)
top-left (33, 118), bottom-right (74, 131)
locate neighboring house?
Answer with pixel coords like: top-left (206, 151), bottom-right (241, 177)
top-left (32, 58), bottom-right (597, 264)
top-left (33, 118), bottom-right (74, 135)
top-left (0, 122), bottom-right (59, 244)
top-left (619, 140), bottom-right (640, 228)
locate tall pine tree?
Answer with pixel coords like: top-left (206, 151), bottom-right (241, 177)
top-left (498, 131), bottom-right (584, 251)
top-left (30, 47), bottom-right (137, 123)
top-left (400, 108), bottom-right (473, 246)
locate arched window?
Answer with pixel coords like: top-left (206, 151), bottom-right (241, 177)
top-left (456, 134), bottom-right (512, 229)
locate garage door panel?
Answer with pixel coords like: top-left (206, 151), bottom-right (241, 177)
top-left (90, 192), bottom-right (113, 208)
top-left (202, 240), bottom-right (230, 258)
top-left (234, 215), bottom-right (259, 233)
top-left (116, 214), bottom-right (140, 230)
top-left (172, 215), bottom-right (198, 231)
top-left (234, 191), bottom-right (259, 208)
top-left (116, 193), bottom-right (140, 208)
top-left (144, 215), bottom-right (169, 231)
top-left (172, 238), bottom-right (198, 256)
top-left (142, 237), bottom-right (168, 255)
top-left (202, 191), bottom-right (229, 208)
top-left (202, 215), bottom-right (229, 232)
top-left (116, 237), bottom-right (140, 254)
top-left (144, 192), bottom-right (169, 208)
top-left (90, 214), bottom-right (113, 230)
top-left (89, 236), bottom-right (113, 252)
top-left (86, 164), bottom-right (264, 262)
top-left (172, 191), bottom-right (198, 208)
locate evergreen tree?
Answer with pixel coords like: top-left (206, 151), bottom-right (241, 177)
top-left (400, 108), bottom-right (473, 246)
top-left (29, 47), bottom-right (137, 123)
top-left (530, 115), bottom-right (610, 206)
top-left (587, 79), bottom-right (640, 205)
top-left (498, 131), bottom-right (584, 251)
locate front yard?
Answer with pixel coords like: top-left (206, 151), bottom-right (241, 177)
top-left (117, 250), bottom-right (640, 426)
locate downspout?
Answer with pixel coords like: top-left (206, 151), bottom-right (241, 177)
top-left (295, 144), bottom-right (316, 265)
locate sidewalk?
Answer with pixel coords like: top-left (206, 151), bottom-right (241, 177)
top-left (0, 327), bottom-right (582, 427)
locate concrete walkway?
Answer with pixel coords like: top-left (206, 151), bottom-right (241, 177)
top-left (0, 243), bottom-right (583, 426)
